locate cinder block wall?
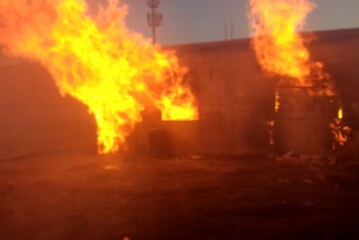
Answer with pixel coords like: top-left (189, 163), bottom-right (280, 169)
top-left (167, 40), bottom-right (275, 155)
top-left (309, 29), bottom-right (359, 119)
top-left (164, 28), bottom-right (359, 156)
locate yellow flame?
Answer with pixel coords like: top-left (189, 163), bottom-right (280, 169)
top-left (275, 89), bottom-right (280, 112)
top-left (338, 106), bottom-right (344, 120)
top-left (249, 0), bottom-right (329, 88)
top-left (0, 0), bottom-right (198, 154)
top-left (249, 0), bottom-right (342, 149)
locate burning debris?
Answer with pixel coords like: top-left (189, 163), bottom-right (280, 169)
top-left (0, 0), bottom-right (198, 154)
top-left (331, 105), bottom-right (352, 150)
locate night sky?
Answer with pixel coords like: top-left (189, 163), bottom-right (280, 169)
top-left (86, 0), bottom-right (359, 45)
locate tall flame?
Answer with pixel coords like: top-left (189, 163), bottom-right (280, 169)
top-left (0, 0), bottom-right (198, 154)
top-left (249, 0), bottom-right (330, 88)
top-left (249, 0), bottom-right (346, 148)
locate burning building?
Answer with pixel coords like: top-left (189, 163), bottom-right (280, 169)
top-left (1, 28), bottom-right (359, 158)
top-left (248, 0), bottom-right (336, 156)
top-left (0, 0), bottom-right (198, 156)
top-left (0, 0), bottom-right (359, 159)
top-left (2, 1), bottom-right (359, 239)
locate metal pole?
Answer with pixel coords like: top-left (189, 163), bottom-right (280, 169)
top-left (147, 0), bottom-right (162, 45)
top-left (225, 23), bottom-right (228, 40)
top-left (151, 2), bottom-right (156, 44)
top-left (231, 22), bottom-right (234, 40)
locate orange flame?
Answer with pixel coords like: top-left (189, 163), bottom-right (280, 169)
top-left (0, 0), bottom-right (198, 154)
top-left (331, 106), bottom-right (352, 149)
top-left (249, 0), bottom-right (329, 88)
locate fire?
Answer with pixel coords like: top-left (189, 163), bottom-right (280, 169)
top-left (0, 0), bottom-right (198, 154)
top-left (249, 0), bottom-right (348, 148)
top-left (275, 89), bottom-right (280, 113)
top-left (337, 106), bottom-right (344, 120)
top-left (331, 105), bottom-right (352, 149)
top-left (249, 0), bottom-right (329, 88)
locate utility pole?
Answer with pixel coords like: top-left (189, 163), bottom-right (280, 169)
top-left (225, 23), bottom-right (228, 40)
top-left (225, 22), bottom-right (234, 40)
top-left (230, 22), bottom-right (234, 40)
top-left (147, 0), bottom-right (163, 45)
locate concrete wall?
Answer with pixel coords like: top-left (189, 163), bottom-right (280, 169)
top-left (0, 62), bottom-right (97, 159)
top-left (165, 28), bottom-right (359, 155)
top-left (169, 40), bottom-right (275, 155)
top-left (309, 29), bottom-right (359, 100)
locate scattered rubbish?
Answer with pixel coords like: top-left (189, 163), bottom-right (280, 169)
top-left (275, 150), bottom-right (337, 167)
top-left (189, 155), bottom-right (203, 160)
top-left (302, 179), bottom-right (314, 185)
top-left (283, 151), bottom-right (294, 159)
top-left (277, 179), bottom-right (291, 184)
top-left (275, 151), bottom-right (300, 167)
top-left (302, 201), bottom-right (315, 207)
top-left (315, 173), bottom-right (326, 182)
top-left (104, 165), bottom-right (121, 171)
top-left (328, 156), bottom-right (336, 166)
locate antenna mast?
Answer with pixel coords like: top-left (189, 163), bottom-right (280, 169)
top-left (147, 0), bottom-right (163, 44)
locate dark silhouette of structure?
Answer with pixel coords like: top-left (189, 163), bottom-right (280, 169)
top-left (147, 0), bottom-right (163, 44)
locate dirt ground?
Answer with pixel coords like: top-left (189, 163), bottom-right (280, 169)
top-left (0, 151), bottom-right (359, 240)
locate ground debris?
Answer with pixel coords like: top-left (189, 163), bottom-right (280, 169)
top-left (315, 173), bottom-right (327, 182)
top-left (275, 151), bottom-right (299, 167)
top-left (302, 179), bottom-right (314, 185)
top-left (277, 179), bottom-right (291, 185)
top-left (188, 155), bottom-right (203, 160)
top-left (302, 201), bottom-right (315, 207)
top-left (338, 160), bottom-right (359, 171)
top-left (275, 151), bottom-right (336, 167)
top-left (1, 153), bottom-right (359, 239)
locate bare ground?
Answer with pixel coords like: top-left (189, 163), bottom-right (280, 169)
top-left (0, 152), bottom-right (359, 240)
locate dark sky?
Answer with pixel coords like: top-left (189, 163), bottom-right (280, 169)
top-left (86, 0), bottom-right (359, 45)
